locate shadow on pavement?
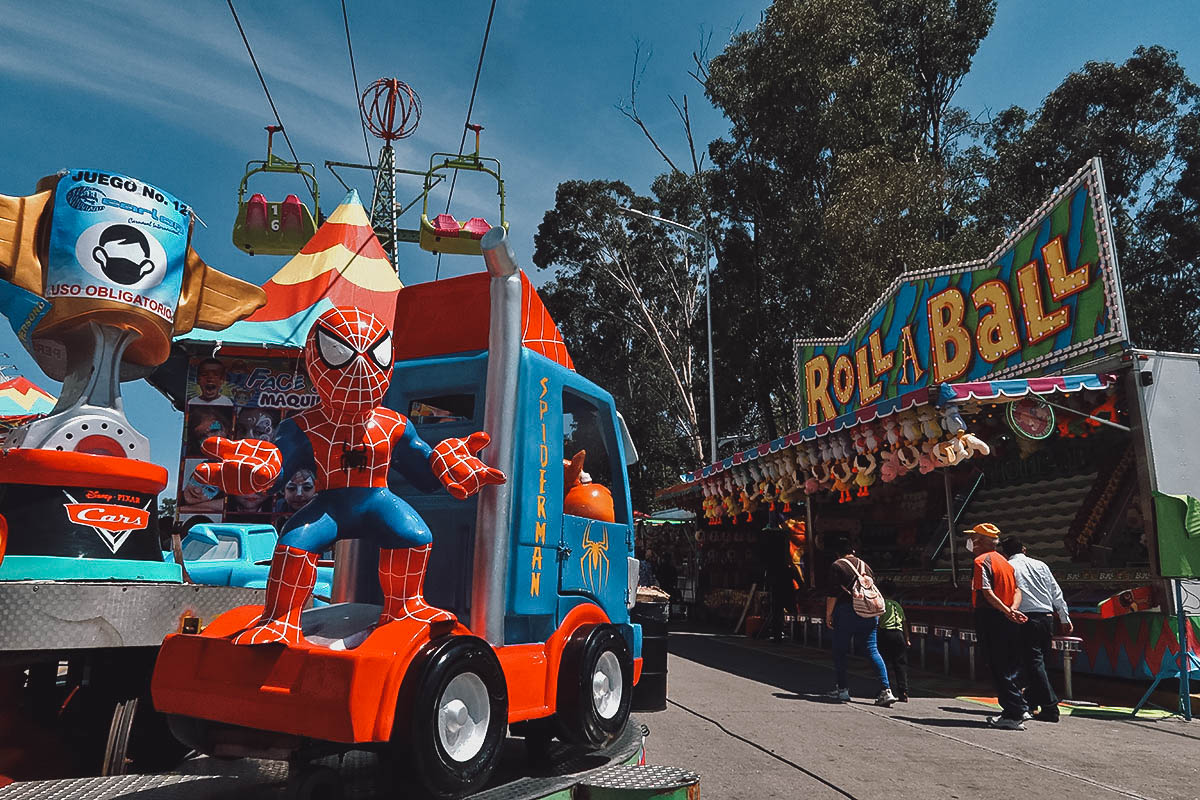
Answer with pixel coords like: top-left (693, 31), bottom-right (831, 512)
top-left (771, 691), bottom-right (844, 703)
top-left (670, 631), bottom-right (899, 705)
top-left (938, 705), bottom-right (991, 716)
top-left (892, 716), bottom-right (987, 729)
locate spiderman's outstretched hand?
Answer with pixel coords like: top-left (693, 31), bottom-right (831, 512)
top-left (431, 432), bottom-right (507, 500)
top-left (195, 436), bottom-right (283, 495)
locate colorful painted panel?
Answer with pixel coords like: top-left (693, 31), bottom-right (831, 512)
top-left (1074, 612), bottom-right (1200, 680)
top-left (796, 158), bottom-right (1127, 428)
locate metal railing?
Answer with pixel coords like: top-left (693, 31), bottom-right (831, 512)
top-left (927, 470), bottom-right (986, 567)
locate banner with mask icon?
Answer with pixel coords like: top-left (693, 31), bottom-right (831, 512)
top-left (46, 169), bottom-right (190, 324)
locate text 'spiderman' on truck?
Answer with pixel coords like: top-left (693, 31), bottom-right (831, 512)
top-left (152, 228), bottom-right (643, 799)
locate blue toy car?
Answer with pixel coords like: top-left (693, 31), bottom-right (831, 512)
top-left (167, 523), bottom-right (334, 603)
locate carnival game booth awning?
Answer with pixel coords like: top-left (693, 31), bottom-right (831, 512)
top-left (682, 373), bottom-right (1116, 483)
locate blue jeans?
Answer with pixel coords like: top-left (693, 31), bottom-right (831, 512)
top-left (832, 601), bottom-right (889, 691)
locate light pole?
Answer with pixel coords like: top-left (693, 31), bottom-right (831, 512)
top-left (617, 206), bottom-right (718, 465)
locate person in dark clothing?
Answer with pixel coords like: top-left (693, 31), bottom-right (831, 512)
top-left (657, 555), bottom-right (678, 601)
top-left (823, 535), bottom-right (896, 706)
top-left (877, 580), bottom-right (910, 701)
top-left (1001, 535), bottom-right (1072, 723)
top-left (965, 523), bottom-right (1029, 729)
top-left (759, 517), bottom-right (794, 641)
top-left (636, 548), bottom-right (659, 588)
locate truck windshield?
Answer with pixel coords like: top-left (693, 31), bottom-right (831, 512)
top-left (182, 533), bottom-right (241, 561)
top-left (563, 390), bottom-right (625, 523)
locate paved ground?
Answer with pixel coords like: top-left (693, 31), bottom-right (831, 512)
top-left (643, 631), bottom-right (1200, 800)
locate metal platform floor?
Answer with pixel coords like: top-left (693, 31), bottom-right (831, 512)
top-left (0, 719), bottom-right (648, 800)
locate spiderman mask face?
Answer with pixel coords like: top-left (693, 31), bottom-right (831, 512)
top-left (305, 307), bottom-right (393, 416)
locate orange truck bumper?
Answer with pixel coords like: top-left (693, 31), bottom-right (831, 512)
top-left (151, 606), bottom-right (442, 744)
top-left (152, 602), bottom-right (623, 744)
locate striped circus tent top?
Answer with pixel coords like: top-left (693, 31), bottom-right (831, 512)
top-left (0, 376), bottom-right (56, 426)
top-left (182, 189), bottom-right (403, 350)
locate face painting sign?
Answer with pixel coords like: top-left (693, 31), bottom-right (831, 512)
top-left (180, 353), bottom-right (319, 525)
top-left (185, 354), bottom-right (318, 411)
top-left (46, 169), bottom-right (190, 323)
top-left (796, 158), bottom-right (1128, 428)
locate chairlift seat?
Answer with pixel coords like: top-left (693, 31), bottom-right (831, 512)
top-left (246, 193), bottom-right (269, 231)
top-left (418, 213), bottom-right (509, 257)
top-left (432, 213), bottom-right (462, 236)
top-left (280, 194), bottom-right (304, 233)
top-left (233, 195), bottom-right (318, 256)
top-left (462, 217), bottom-right (491, 238)
top-left (232, 126), bottom-right (321, 256)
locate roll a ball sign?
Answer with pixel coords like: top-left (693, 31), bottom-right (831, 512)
top-left (798, 158), bottom-right (1128, 427)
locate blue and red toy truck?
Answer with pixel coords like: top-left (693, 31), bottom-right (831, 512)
top-left (152, 228), bottom-right (643, 798)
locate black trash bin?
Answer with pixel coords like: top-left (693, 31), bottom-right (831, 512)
top-left (631, 601), bottom-right (669, 711)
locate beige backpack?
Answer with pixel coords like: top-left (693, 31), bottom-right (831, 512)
top-left (838, 557), bottom-right (885, 618)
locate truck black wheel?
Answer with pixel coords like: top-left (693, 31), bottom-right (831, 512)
top-left (391, 636), bottom-right (507, 799)
top-left (555, 624), bottom-right (633, 748)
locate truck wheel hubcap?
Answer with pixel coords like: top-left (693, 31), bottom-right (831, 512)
top-left (592, 651), bottom-right (623, 720)
top-left (438, 672), bottom-right (489, 762)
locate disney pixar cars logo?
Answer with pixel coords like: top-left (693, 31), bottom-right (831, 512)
top-left (62, 491), bottom-right (151, 554)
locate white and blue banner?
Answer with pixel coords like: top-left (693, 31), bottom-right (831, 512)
top-left (46, 169), bottom-right (190, 323)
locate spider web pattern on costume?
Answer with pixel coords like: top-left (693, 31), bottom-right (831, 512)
top-left (232, 545), bottom-right (318, 645)
top-left (378, 544), bottom-right (454, 624)
top-left (521, 277), bottom-right (574, 370)
top-left (197, 436), bottom-right (283, 495)
top-left (296, 407), bottom-right (406, 490)
top-left (430, 436), bottom-right (493, 498)
top-left (306, 306), bottom-right (392, 417)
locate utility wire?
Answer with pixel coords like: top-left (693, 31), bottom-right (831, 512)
top-left (341, 0), bottom-right (373, 168)
top-left (227, 0), bottom-right (317, 199)
top-left (444, 0), bottom-right (498, 213)
top-left (437, 0), bottom-right (498, 281)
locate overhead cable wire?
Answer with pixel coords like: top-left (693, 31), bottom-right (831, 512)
top-left (341, 0), bottom-right (373, 168)
top-left (444, 0), bottom-right (498, 211)
top-left (227, 0), bottom-right (316, 199)
top-left (437, 0), bottom-right (498, 280)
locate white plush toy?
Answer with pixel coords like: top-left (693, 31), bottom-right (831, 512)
top-left (898, 408), bottom-right (922, 444)
top-left (961, 430), bottom-right (991, 457)
top-left (862, 423), bottom-right (882, 454)
top-left (918, 405), bottom-right (943, 441)
top-left (883, 416), bottom-right (903, 449)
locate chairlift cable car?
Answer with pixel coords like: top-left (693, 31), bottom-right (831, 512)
top-left (413, 123), bottom-right (508, 257)
top-left (232, 125), bottom-right (322, 256)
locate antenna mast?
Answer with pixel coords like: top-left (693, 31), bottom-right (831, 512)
top-left (360, 78), bottom-right (421, 270)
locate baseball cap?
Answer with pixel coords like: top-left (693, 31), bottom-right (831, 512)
top-left (962, 522), bottom-right (1001, 538)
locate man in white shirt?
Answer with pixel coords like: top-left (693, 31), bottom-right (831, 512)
top-left (1000, 535), bottom-right (1072, 723)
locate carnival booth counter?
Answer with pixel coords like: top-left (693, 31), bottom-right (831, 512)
top-left (670, 158), bottom-right (1200, 689)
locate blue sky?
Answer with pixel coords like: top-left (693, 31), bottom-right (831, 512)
top-left (0, 0), bottom-right (1197, 495)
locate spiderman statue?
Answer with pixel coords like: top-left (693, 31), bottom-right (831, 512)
top-left (196, 306), bottom-right (505, 645)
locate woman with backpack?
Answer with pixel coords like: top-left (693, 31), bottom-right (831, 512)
top-left (824, 535), bottom-right (897, 707)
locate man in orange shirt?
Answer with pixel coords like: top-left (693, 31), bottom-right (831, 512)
top-left (965, 523), bottom-right (1029, 729)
